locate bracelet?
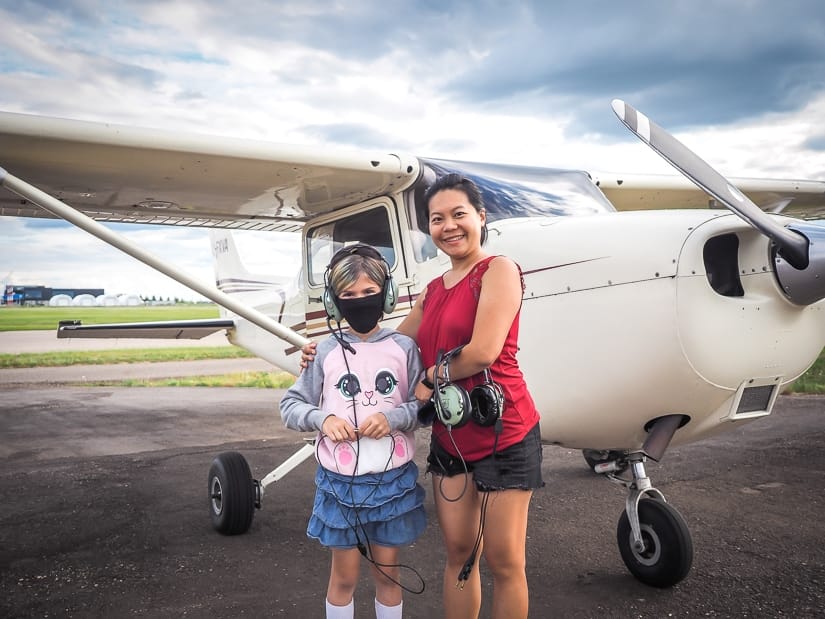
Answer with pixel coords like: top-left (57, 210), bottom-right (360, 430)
top-left (421, 371), bottom-right (434, 389)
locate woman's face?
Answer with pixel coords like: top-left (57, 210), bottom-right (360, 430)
top-left (427, 188), bottom-right (485, 258)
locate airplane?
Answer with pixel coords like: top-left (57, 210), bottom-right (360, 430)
top-left (1, 100), bottom-right (825, 589)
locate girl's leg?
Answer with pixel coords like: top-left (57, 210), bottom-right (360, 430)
top-left (327, 547), bottom-right (361, 607)
top-left (325, 598), bottom-right (354, 619)
top-left (432, 473), bottom-right (483, 619)
top-left (369, 545), bottom-right (402, 607)
top-left (478, 489), bottom-right (533, 619)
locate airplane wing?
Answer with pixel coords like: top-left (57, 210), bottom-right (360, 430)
top-left (2, 110), bottom-right (822, 226)
top-left (57, 318), bottom-right (236, 339)
top-left (0, 110), bottom-right (420, 231)
top-left (592, 171), bottom-right (825, 219)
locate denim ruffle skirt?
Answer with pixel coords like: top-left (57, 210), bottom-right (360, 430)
top-left (307, 460), bottom-right (426, 549)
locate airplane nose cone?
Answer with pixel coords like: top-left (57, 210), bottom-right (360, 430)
top-left (774, 222), bottom-right (825, 305)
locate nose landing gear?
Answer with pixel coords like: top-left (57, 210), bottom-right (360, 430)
top-left (590, 450), bottom-right (693, 587)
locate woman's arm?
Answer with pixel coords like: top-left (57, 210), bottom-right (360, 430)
top-left (429, 256), bottom-right (522, 382)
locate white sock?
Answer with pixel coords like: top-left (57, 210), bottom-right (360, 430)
top-left (375, 598), bottom-right (402, 619)
top-left (325, 598), bottom-right (354, 619)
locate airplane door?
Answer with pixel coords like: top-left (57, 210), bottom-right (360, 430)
top-left (302, 199), bottom-right (413, 337)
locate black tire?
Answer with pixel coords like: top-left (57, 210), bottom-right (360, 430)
top-left (616, 497), bottom-right (693, 588)
top-left (208, 451), bottom-right (255, 535)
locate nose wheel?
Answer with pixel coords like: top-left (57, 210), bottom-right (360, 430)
top-left (590, 451), bottom-right (693, 587)
top-left (617, 496), bottom-right (692, 587)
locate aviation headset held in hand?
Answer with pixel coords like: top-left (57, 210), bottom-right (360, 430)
top-left (322, 243), bottom-right (399, 322)
top-left (432, 346), bottom-right (504, 429)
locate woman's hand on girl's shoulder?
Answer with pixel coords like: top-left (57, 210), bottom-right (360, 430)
top-left (299, 341), bottom-right (318, 371)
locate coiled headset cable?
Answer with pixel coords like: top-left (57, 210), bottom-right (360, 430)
top-left (318, 319), bottom-right (425, 594)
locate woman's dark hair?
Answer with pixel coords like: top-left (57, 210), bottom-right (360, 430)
top-left (422, 173), bottom-right (488, 244)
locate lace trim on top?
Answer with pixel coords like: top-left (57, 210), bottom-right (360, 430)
top-left (468, 258), bottom-right (492, 300)
top-left (425, 256), bottom-right (524, 304)
top-left (469, 256), bottom-right (525, 300)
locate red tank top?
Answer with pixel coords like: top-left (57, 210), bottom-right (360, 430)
top-left (418, 256), bottom-right (540, 460)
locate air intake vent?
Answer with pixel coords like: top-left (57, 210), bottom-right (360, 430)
top-left (725, 378), bottom-right (780, 421)
top-left (704, 233), bottom-right (744, 297)
top-left (737, 385), bottom-right (775, 414)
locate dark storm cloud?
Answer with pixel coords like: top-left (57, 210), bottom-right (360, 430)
top-left (430, 1), bottom-right (825, 138)
top-left (173, 0), bottom-right (825, 140)
top-left (4, 0), bottom-right (824, 143)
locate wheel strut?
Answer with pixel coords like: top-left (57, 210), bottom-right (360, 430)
top-left (624, 456), bottom-right (666, 552)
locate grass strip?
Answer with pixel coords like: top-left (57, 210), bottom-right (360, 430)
top-left (786, 353), bottom-right (825, 394)
top-left (0, 305), bottom-right (219, 331)
top-left (82, 371), bottom-right (296, 389)
top-left (0, 347), bottom-right (253, 368)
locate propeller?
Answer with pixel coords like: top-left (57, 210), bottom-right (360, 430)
top-left (611, 99), bottom-right (825, 306)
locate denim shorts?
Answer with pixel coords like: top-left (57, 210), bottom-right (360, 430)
top-left (426, 423), bottom-right (544, 492)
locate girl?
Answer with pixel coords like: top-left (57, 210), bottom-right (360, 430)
top-left (280, 243), bottom-right (426, 619)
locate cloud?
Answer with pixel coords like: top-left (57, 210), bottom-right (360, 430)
top-left (1, 0), bottom-right (825, 300)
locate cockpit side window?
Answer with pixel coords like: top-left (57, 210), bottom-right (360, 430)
top-left (306, 205), bottom-right (395, 286)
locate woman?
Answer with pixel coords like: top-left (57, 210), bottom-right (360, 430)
top-left (303, 174), bottom-right (542, 618)
top-left (410, 173), bottom-right (542, 619)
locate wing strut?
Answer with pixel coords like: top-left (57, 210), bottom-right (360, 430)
top-left (0, 166), bottom-right (310, 349)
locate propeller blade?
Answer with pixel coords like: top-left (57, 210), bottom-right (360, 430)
top-left (611, 99), bottom-right (809, 270)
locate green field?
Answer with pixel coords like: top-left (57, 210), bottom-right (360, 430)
top-left (1, 304), bottom-right (823, 392)
top-left (0, 304), bottom-right (219, 331)
top-left (0, 346), bottom-right (253, 368)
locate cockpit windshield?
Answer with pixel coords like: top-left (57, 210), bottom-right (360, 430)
top-left (406, 158), bottom-right (615, 241)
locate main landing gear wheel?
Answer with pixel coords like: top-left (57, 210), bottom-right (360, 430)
top-left (617, 497), bottom-right (693, 588)
top-left (208, 451), bottom-right (256, 535)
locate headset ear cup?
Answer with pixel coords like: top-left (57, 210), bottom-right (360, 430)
top-left (323, 287), bottom-right (342, 322)
top-left (470, 383), bottom-right (504, 427)
top-left (434, 383), bottom-right (471, 428)
top-left (383, 275), bottom-right (398, 315)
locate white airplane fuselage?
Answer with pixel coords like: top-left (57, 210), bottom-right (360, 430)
top-left (507, 210), bottom-right (824, 450)
top-left (219, 206), bottom-right (825, 454)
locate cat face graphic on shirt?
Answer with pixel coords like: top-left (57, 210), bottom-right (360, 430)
top-left (316, 339), bottom-right (415, 476)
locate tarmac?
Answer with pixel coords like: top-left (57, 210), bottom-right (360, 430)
top-left (1, 333), bottom-right (824, 617)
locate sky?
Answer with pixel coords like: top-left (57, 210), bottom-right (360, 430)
top-left (1, 0), bottom-right (825, 301)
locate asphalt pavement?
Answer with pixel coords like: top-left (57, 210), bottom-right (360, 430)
top-left (1, 376), bottom-right (824, 617)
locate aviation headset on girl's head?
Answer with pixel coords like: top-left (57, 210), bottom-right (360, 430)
top-left (432, 346), bottom-right (504, 429)
top-left (322, 243), bottom-right (399, 322)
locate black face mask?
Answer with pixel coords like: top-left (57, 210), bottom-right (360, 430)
top-left (335, 293), bottom-right (384, 334)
